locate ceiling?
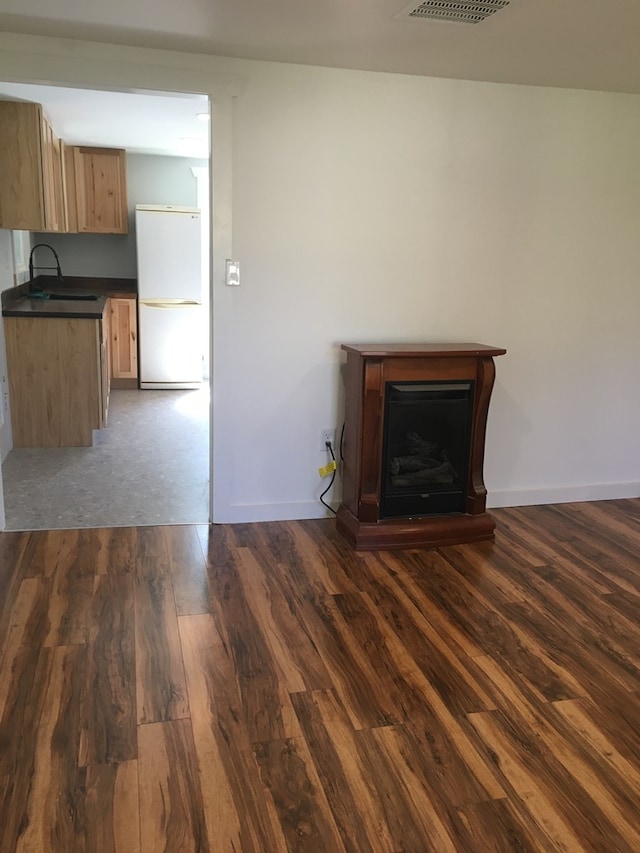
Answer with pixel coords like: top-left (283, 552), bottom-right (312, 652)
top-left (1, 1), bottom-right (640, 156)
top-left (1, 0), bottom-right (640, 95)
top-left (0, 83), bottom-right (210, 158)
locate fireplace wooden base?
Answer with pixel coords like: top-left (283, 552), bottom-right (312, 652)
top-left (336, 504), bottom-right (496, 551)
top-left (337, 342), bottom-right (506, 551)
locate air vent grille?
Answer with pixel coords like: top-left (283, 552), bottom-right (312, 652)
top-left (398, 1), bottom-right (510, 24)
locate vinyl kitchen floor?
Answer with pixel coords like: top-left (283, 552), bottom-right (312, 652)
top-left (1, 386), bottom-right (209, 530)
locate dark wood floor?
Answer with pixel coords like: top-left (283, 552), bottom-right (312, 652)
top-left (1, 500), bottom-right (640, 851)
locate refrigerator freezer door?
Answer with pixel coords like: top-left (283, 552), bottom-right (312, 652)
top-left (136, 207), bottom-right (202, 301)
top-left (139, 301), bottom-right (203, 389)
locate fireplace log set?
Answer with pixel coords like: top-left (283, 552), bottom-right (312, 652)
top-left (389, 432), bottom-right (456, 487)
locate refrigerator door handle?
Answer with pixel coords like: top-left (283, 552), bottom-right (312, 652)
top-left (139, 299), bottom-right (202, 309)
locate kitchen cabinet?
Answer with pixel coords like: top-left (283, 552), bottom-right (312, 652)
top-left (0, 101), bottom-right (66, 232)
top-left (62, 143), bottom-right (78, 233)
top-left (67, 146), bottom-right (128, 234)
top-left (101, 303), bottom-right (112, 424)
top-left (41, 117), bottom-right (67, 232)
top-left (4, 313), bottom-right (110, 447)
top-left (109, 296), bottom-right (138, 388)
top-left (0, 100), bottom-right (129, 234)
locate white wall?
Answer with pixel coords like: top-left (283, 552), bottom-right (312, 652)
top-left (33, 153), bottom-right (207, 278)
top-left (0, 34), bottom-right (639, 526)
top-left (222, 65), bottom-right (640, 518)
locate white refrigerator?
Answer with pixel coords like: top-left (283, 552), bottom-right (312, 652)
top-left (136, 204), bottom-right (203, 390)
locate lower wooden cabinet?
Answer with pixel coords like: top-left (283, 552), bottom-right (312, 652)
top-left (109, 296), bottom-right (138, 388)
top-left (4, 296), bottom-right (137, 448)
top-left (100, 304), bottom-right (111, 426)
top-left (4, 315), bottom-right (109, 447)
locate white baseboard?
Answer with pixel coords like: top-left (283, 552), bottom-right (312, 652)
top-left (488, 482), bottom-right (640, 508)
top-left (213, 484), bottom-right (640, 524)
top-left (214, 499), bottom-right (340, 524)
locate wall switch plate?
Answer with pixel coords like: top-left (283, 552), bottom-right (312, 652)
top-left (321, 429), bottom-right (336, 451)
top-left (225, 259), bottom-right (240, 286)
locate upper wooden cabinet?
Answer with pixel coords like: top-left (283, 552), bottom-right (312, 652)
top-left (0, 100), bottom-right (65, 232)
top-left (68, 146), bottom-right (128, 234)
top-left (0, 100), bottom-right (129, 234)
top-left (42, 118), bottom-right (68, 233)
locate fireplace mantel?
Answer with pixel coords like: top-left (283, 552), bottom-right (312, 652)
top-left (337, 342), bottom-right (506, 550)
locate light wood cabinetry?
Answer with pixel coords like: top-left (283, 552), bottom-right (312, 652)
top-left (109, 296), bottom-right (138, 388)
top-left (101, 303), bottom-right (112, 424)
top-left (40, 117), bottom-right (57, 229)
top-left (40, 116), bottom-right (67, 232)
top-left (0, 101), bottom-right (65, 232)
top-left (68, 146), bottom-right (128, 234)
top-left (4, 315), bottom-right (110, 447)
top-left (0, 100), bottom-right (129, 234)
top-left (62, 143), bottom-right (78, 233)
top-left (51, 132), bottom-right (67, 232)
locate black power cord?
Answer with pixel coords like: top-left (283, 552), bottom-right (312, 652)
top-left (319, 440), bottom-right (338, 515)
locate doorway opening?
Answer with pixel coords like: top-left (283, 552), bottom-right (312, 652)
top-left (0, 81), bottom-right (213, 531)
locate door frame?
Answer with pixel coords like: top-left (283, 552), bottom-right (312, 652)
top-left (0, 36), bottom-right (242, 528)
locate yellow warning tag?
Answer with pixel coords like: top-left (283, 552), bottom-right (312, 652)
top-left (318, 460), bottom-right (337, 477)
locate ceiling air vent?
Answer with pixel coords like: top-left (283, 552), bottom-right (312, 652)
top-left (396, 0), bottom-right (510, 25)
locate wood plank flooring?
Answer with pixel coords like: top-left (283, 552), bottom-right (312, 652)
top-left (1, 499), bottom-right (640, 851)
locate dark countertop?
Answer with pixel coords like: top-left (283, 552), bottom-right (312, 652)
top-left (2, 275), bottom-right (137, 320)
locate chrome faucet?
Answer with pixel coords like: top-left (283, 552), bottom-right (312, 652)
top-left (28, 243), bottom-right (64, 286)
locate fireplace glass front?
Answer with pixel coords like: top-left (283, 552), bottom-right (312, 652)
top-left (380, 381), bottom-right (474, 519)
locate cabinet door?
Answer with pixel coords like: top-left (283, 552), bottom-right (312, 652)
top-left (0, 101), bottom-right (47, 231)
top-left (51, 133), bottom-right (68, 232)
top-left (0, 101), bottom-right (70, 232)
top-left (5, 316), bottom-right (103, 447)
top-left (62, 143), bottom-right (78, 232)
top-left (100, 308), bottom-right (111, 427)
top-left (40, 117), bottom-right (68, 233)
top-left (73, 147), bottom-right (128, 234)
top-left (40, 116), bottom-right (59, 231)
top-left (109, 297), bottom-right (138, 385)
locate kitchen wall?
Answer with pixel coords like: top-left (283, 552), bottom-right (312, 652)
top-left (32, 153), bottom-right (207, 278)
top-left (1, 34), bottom-right (639, 527)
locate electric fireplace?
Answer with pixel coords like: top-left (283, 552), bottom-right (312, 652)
top-left (336, 343), bottom-right (506, 550)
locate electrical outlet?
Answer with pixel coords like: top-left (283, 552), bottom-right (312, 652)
top-left (320, 428), bottom-right (336, 451)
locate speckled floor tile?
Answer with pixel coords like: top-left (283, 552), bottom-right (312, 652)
top-left (1, 386), bottom-right (210, 530)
